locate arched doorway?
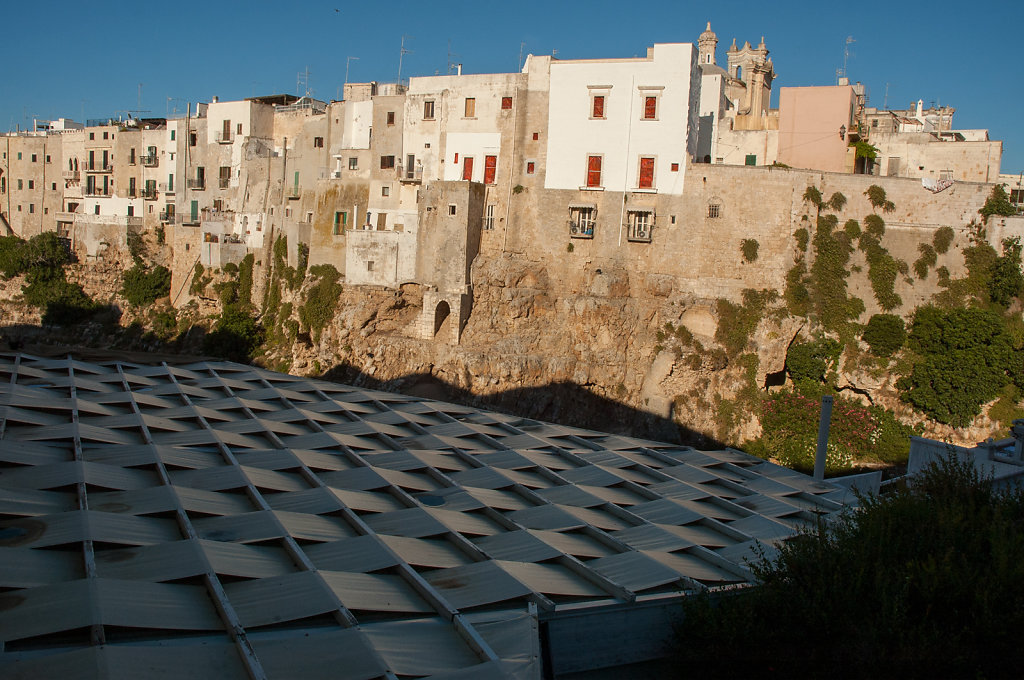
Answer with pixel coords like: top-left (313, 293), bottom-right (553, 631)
top-left (433, 301), bottom-right (451, 337)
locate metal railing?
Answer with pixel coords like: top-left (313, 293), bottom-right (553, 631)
top-left (219, 178), bottom-right (230, 189)
top-left (141, 187), bottom-right (158, 200)
top-left (141, 154), bottom-right (158, 167)
top-left (187, 178), bottom-right (205, 190)
top-left (216, 131), bottom-right (233, 143)
top-left (62, 170), bottom-right (80, 181)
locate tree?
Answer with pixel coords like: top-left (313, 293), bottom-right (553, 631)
top-left (898, 306), bottom-right (1015, 426)
top-left (121, 265), bottom-right (171, 306)
top-left (988, 237), bottom-right (1024, 307)
top-left (676, 458), bottom-right (1024, 679)
top-left (862, 313), bottom-right (906, 357)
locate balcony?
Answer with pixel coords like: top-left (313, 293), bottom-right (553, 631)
top-left (84, 188), bottom-right (112, 197)
top-left (219, 178), bottom-right (230, 189)
top-left (397, 165), bottom-right (423, 183)
top-left (62, 170), bottom-right (80, 181)
top-left (159, 182), bottom-right (175, 194)
top-left (141, 154), bottom-right (158, 167)
top-left (141, 187), bottom-right (158, 200)
top-left (287, 188), bottom-right (301, 200)
top-left (187, 178), bottom-right (206, 190)
top-left (159, 212), bottom-right (178, 223)
top-left (216, 131), bottom-right (233, 144)
top-left (86, 163), bottom-right (113, 173)
top-left (56, 211), bottom-right (78, 223)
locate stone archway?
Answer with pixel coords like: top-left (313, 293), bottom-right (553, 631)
top-left (433, 300), bottom-right (451, 337)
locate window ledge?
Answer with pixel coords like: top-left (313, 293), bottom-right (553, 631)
top-left (579, 186), bottom-right (604, 191)
top-left (632, 188), bottom-right (657, 193)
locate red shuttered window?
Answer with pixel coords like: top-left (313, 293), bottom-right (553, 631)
top-left (586, 155), bottom-right (602, 188)
top-left (592, 95), bottom-right (605, 119)
top-left (462, 157), bottom-right (474, 181)
top-left (484, 156), bottom-right (497, 184)
top-left (643, 96), bottom-right (657, 120)
top-left (638, 157), bottom-right (655, 189)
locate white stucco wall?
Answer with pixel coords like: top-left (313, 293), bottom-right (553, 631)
top-left (442, 132), bottom-right (502, 182)
top-left (545, 43), bottom-right (700, 196)
top-left (342, 100), bottom-right (372, 149)
top-left (344, 228), bottom-right (417, 286)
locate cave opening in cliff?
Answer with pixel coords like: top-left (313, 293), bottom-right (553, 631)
top-left (433, 301), bottom-right (451, 337)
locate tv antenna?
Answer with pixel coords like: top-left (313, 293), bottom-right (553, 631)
top-left (839, 35), bottom-right (855, 81)
top-left (447, 40), bottom-right (460, 75)
top-left (397, 35), bottom-right (413, 85)
top-left (518, 41), bottom-right (526, 71)
top-left (297, 67), bottom-right (313, 98)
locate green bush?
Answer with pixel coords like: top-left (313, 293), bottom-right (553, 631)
top-left (808, 214), bottom-right (861, 329)
top-left (827, 191), bottom-right (847, 212)
top-left (676, 458), bottom-right (1024, 679)
top-left (898, 306), bottom-right (1018, 426)
top-left (933, 226), bottom-right (955, 254)
top-left (785, 337), bottom-right (841, 385)
top-left (863, 213), bottom-right (885, 238)
top-left (784, 260), bottom-right (810, 317)
top-left (237, 254), bottom-right (255, 307)
top-left (980, 184), bottom-right (1016, 221)
top-left (802, 186), bottom-right (823, 210)
top-left (862, 313), bottom-right (906, 357)
top-left (793, 227), bottom-right (809, 253)
top-left (860, 233), bottom-right (902, 311)
top-left (299, 272), bottom-right (343, 341)
top-left (989, 237), bottom-right (1024, 307)
top-left (715, 289), bottom-right (776, 356)
top-left (203, 303), bottom-right (264, 363)
top-left (865, 184), bottom-right (895, 213)
top-left (913, 243), bottom-right (937, 279)
top-left (843, 219), bottom-right (861, 239)
top-left (121, 265), bottom-right (171, 306)
top-left (740, 238), bottom-right (759, 263)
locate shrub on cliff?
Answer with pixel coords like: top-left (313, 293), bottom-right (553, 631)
top-left (862, 313), bottom-right (906, 357)
top-left (675, 458), bottom-right (1024, 679)
top-left (203, 303), bottom-right (263, 363)
top-left (979, 184), bottom-right (1016, 221)
top-left (121, 265), bottom-right (171, 306)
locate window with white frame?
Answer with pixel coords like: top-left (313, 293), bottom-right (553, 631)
top-left (484, 204), bottom-right (495, 230)
top-left (627, 210), bottom-right (653, 241)
top-left (569, 206), bottom-right (596, 238)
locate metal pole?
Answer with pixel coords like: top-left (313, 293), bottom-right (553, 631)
top-left (814, 395), bottom-right (834, 481)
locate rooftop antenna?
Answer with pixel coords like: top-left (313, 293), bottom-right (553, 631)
top-left (342, 56), bottom-right (360, 98)
top-left (447, 40), bottom-right (460, 75)
top-left (839, 35), bottom-right (855, 81)
top-left (297, 67), bottom-right (313, 98)
top-left (883, 82), bottom-right (889, 110)
top-left (397, 35), bottom-right (413, 85)
top-left (518, 41), bottom-right (526, 71)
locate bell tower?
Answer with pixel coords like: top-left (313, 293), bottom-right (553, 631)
top-left (698, 22), bottom-right (718, 66)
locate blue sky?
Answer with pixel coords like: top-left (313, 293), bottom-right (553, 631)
top-left (4, 0), bottom-right (1022, 172)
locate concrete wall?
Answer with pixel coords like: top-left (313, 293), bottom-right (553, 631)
top-left (344, 228), bottom-right (417, 286)
top-left (873, 133), bottom-right (1001, 182)
top-left (778, 86), bottom-right (856, 173)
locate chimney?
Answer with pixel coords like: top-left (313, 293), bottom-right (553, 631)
top-left (916, 99), bottom-right (923, 119)
top-left (212, 96), bottom-right (219, 103)
top-left (457, 64), bottom-right (462, 76)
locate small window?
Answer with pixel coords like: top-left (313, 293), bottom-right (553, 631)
top-left (17, 152), bottom-right (22, 160)
top-left (569, 206), bottom-right (596, 238)
top-left (170, 129), bottom-right (176, 141)
top-left (670, 162), bottom-right (679, 172)
top-left (448, 204), bottom-right (457, 215)
top-left (501, 96), bottom-right (513, 110)
top-left (306, 212), bottom-right (313, 223)
top-left (532, 132), bottom-right (539, 141)
top-left (51, 182), bottom-right (56, 190)
top-left (89, 133), bottom-right (95, 140)
top-left (367, 261), bottom-right (374, 271)
top-left (638, 157), bottom-right (655, 189)
top-left (591, 95), bottom-right (605, 119)
top-left (127, 205), bottom-right (134, 217)
top-left (314, 136), bottom-right (324, 148)
top-left (382, 186), bottom-right (390, 197)
top-left (29, 204), bottom-right (35, 214)
top-left (484, 204), bottom-right (496, 230)
top-left (642, 95), bottom-right (657, 120)
top-left (348, 157), bottom-right (358, 170)
top-left (31, 154), bottom-right (37, 162)
top-left (45, 155), bottom-right (50, 163)
top-left (189, 132), bottom-right (197, 146)
top-left (627, 210), bottom-right (653, 241)
top-left (380, 155), bottom-right (395, 169)
top-left (28, 180), bottom-right (34, 190)
top-left (423, 100), bottom-right (435, 120)
top-left (237, 123), bottom-right (243, 134)
top-left (386, 112), bottom-right (395, 125)
top-left (707, 202), bottom-right (721, 219)
top-left (285, 208), bottom-right (291, 218)
top-left (464, 98), bottom-right (476, 117)
top-left (333, 211), bottom-right (348, 235)
top-left (17, 180), bottom-right (23, 190)
top-left (526, 161), bottom-right (536, 174)
top-left (585, 155), bottom-right (602, 188)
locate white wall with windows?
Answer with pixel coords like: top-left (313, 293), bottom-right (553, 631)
top-left (441, 132), bottom-right (501, 183)
top-left (544, 43), bottom-right (701, 196)
top-left (341, 100), bottom-right (373, 149)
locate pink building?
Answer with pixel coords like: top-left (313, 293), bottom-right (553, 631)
top-left (778, 85), bottom-right (856, 173)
